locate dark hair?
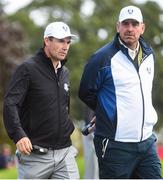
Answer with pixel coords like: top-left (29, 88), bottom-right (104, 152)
top-left (48, 36), bottom-right (54, 41)
top-left (43, 36), bottom-right (54, 47)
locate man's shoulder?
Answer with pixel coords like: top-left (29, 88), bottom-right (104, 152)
top-left (24, 56), bottom-right (36, 65)
top-left (14, 57), bottom-right (36, 75)
top-left (94, 40), bottom-right (118, 58)
top-left (19, 56), bottom-right (39, 70)
top-left (89, 40), bottom-right (118, 67)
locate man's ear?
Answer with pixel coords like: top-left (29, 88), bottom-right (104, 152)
top-left (116, 22), bottom-right (120, 33)
top-left (44, 37), bottom-right (49, 46)
top-left (141, 23), bottom-right (145, 35)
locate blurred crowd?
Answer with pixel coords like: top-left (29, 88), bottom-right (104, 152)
top-left (0, 144), bottom-right (16, 169)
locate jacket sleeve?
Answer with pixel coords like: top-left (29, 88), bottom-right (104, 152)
top-left (84, 105), bottom-right (96, 125)
top-left (3, 63), bottom-right (29, 144)
top-left (78, 54), bottom-right (100, 110)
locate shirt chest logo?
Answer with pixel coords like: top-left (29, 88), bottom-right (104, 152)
top-left (147, 67), bottom-right (151, 74)
top-left (64, 83), bottom-right (69, 92)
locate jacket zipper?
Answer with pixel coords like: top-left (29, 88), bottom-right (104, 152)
top-left (55, 72), bottom-right (61, 147)
top-left (138, 55), bottom-right (148, 141)
top-left (138, 73), bottom-right (145, 141)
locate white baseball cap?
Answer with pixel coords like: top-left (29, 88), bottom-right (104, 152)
top-left (119, 6), bottom-right (143, 23)
top-left (44, 21), bottom-right (78, 39)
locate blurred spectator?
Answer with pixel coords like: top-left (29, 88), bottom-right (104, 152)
top-left (0, 144), bottom-right (15, 169)
top-left (157, 128), bottom-right (163, 160)
top-left (82, 106), bottom-right (99, 179)
top-left (157, 144), bottom-right (163, 160)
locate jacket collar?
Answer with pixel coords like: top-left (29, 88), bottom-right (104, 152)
top-left (35, 48), bottom-right (67, 69)
top-left (114, 33), bottom-right (153, 57)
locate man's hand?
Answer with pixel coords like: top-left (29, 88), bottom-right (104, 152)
top-left (16, 137), bottom-right (33, 155)
top-left (88, 116), bottom-right (96, 134)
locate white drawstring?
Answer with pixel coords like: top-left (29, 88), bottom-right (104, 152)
top-left (102, 138), bottom-right (109, 158)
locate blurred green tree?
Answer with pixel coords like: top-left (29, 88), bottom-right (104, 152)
top-left (0, 8), bottom-right (28, 146)
top-left (0, 0), bottom-right (163, 145)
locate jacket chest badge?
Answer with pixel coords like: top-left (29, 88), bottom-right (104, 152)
top-left (64, 83), bottom-right (69, 92)
top-left (147, 67), bottom-right (151, 74)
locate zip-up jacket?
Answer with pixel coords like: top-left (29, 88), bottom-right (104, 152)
top-left (3, 48), bottom-right (74, 149)
top-left (79, 33), bottom-right (157, 142)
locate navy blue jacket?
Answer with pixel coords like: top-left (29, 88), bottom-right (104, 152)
top-left (79, 34), bottom-right (157, 142)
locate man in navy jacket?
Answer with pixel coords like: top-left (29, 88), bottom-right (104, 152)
top-left (79, 5), bottom-right (162, 179)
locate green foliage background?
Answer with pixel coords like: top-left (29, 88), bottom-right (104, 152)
top-left (0, 0), bottom-right (163, 147)
top-left (0, 159), bottom-right (162, 179)
top-left (0, 155), bottom-right (84, 178)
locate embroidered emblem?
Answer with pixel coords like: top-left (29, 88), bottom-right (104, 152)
top-left (128, 9), bottom-right (133, 14)
top-left (63, 25), bottom-right (68, 32)
top-left (147, 67), bottom-right (151, 74)
top-left (64, 83), bottom-right (69, 91)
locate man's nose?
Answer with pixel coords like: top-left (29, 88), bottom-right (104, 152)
top-left (127, 23), bottom-right (134, 31)
top-left (62, 43), bottom-right (69, 50)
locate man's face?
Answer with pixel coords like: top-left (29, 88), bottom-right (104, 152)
top-left (117, 19), bottom-right (145, 49)
top-left (44, 36), bottom-right (71, 62)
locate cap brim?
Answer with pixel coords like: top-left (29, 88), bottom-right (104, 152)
top-left (44, 34), bottom-right (78, 40)
top-left (120, 19), bottom-right (141, 23)
top-left (70, 34), bottom-right (78, 40)
top-left (53, 34), bottom-right (78, 40)
top-left (119, 16), bottom-right (142, 23)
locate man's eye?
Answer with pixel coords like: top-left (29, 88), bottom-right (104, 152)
top-left (132, 22), bottom-right (139, 26)
top-left (59, 39), bottom-right (65, 43)
top-left (122, 21), bottom-right (139, 26)
top-left (58, 39), bottom-right (71, 44)
top-left (122, 22), bottom-right (129, 26)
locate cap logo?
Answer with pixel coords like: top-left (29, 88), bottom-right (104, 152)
top-left (63, 25), bottom-right (68, 32)
top-left (128, 9), bottom-right (133, 14)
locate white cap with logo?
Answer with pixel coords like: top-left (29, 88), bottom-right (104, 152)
top-left (44, 21), bottom-right (78, 40)
top-left (119, 5), bottom-right (143, 23)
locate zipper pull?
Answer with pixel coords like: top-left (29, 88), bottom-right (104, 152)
top-left (102, 138), bottom-right (109, 158)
